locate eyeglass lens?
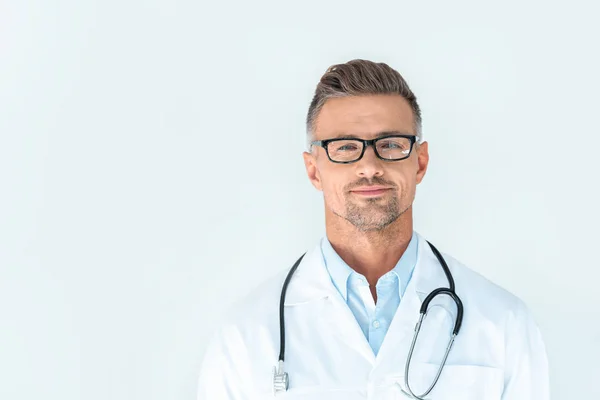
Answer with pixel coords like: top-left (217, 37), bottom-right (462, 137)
top-left (327, 137), bottom-right (412, 162)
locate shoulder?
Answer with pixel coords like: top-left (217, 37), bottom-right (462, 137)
top-left (210, 266), bottom-right (291, 344)
top-left (227, 268), bottom-right (288, 322)
top-left (217, 242), bottom-right (323, 331)
top-left (440, 250), bottom-right (534, 322)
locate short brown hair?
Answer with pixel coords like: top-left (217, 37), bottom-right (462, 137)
top-left (306, 59), bottom-right (422, 149)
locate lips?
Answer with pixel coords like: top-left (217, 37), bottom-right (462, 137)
top-left (350, 187), bottom-right (391, 196)
top-left (351, 186), bottom-right (390, 193)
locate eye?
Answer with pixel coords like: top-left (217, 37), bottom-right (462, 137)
top-left (378, 138), bottom-right (410, 151)
top-left (330, 140), bottom-right (362, 152)
top-left (338, 144), bottom-right (359, 151)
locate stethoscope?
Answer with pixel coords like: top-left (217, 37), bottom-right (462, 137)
top-left (273, 240), bottom-right (464, 399)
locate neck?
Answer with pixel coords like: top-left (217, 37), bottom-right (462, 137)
top-left (324, 207), bottom-right (414, 289)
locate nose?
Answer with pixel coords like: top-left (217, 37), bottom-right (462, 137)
top-left (355, 144), bottom-right (384, 178)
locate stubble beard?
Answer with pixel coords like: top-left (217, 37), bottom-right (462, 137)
top-left (336, 191), bottom-right (406, 232)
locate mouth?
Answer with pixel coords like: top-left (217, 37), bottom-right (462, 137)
top-left (350, 188), bottom-right (391, 197)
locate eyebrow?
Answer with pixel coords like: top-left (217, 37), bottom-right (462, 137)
top-left (331, 130), bottom-right (414, 139)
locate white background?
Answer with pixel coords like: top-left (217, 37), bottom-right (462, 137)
top-left (1, 1), bottom-right (599, 399)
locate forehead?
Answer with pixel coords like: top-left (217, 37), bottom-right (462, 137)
top-left (314, 95), bottom-right (415, 139)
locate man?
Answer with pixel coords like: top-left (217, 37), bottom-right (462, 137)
top-left (197, 59), bottom-right (549, 399)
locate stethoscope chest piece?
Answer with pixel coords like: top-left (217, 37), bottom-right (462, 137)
top-left (272, 360), bottom-right (289, 394)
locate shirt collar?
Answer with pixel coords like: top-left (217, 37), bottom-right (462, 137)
top-left (320, 231), bottom-right (419, 301)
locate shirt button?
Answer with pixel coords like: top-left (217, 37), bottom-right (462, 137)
top-left (372, 320), bottom-right (380, 329)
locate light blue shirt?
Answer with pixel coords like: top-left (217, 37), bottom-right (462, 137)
top-left (320, 232), bottom-right (419, 356)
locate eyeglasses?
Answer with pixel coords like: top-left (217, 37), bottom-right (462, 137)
top-left (311, 135), bottom-right (419, 164)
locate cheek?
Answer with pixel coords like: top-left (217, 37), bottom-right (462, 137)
top-left (394, 174), bottom-right (417, 197)
top-left (323, 181), bottom-right (345, 204)
top-left (320, 174), bottom-right (348, 206)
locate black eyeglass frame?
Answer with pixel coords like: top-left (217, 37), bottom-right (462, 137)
top-left (310, 134), bottom-right (420, 164)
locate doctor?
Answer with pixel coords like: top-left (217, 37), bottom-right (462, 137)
top-left (197, 59), bottom-right (550, 399)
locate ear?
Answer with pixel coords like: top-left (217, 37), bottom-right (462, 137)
top-left (303, 150), bottom-right (323, 191)
top-left (415, 141), bottom-right (429, 185)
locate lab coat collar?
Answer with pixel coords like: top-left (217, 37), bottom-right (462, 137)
top-left (283, 238), bottom-right (337, 306)
top-left (412, 232), bottom-right (450, 298)
top-left (283, 232), bottom-right (448, 306)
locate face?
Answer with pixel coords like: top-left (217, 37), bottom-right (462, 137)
top-left (303, 95), bottom-right (429, 232)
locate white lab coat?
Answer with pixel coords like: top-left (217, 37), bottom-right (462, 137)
top-left (197, 232), bottom-right (549, 399)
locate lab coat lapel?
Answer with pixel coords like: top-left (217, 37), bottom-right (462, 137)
top-left (284, 239), bottom-right (377, 364)
top-left (412, 233), bottom-right (453, 302)
top-left (282, 240), bottom-right (333, 306)
top-left (325, 286), bottom-right (378, 364)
